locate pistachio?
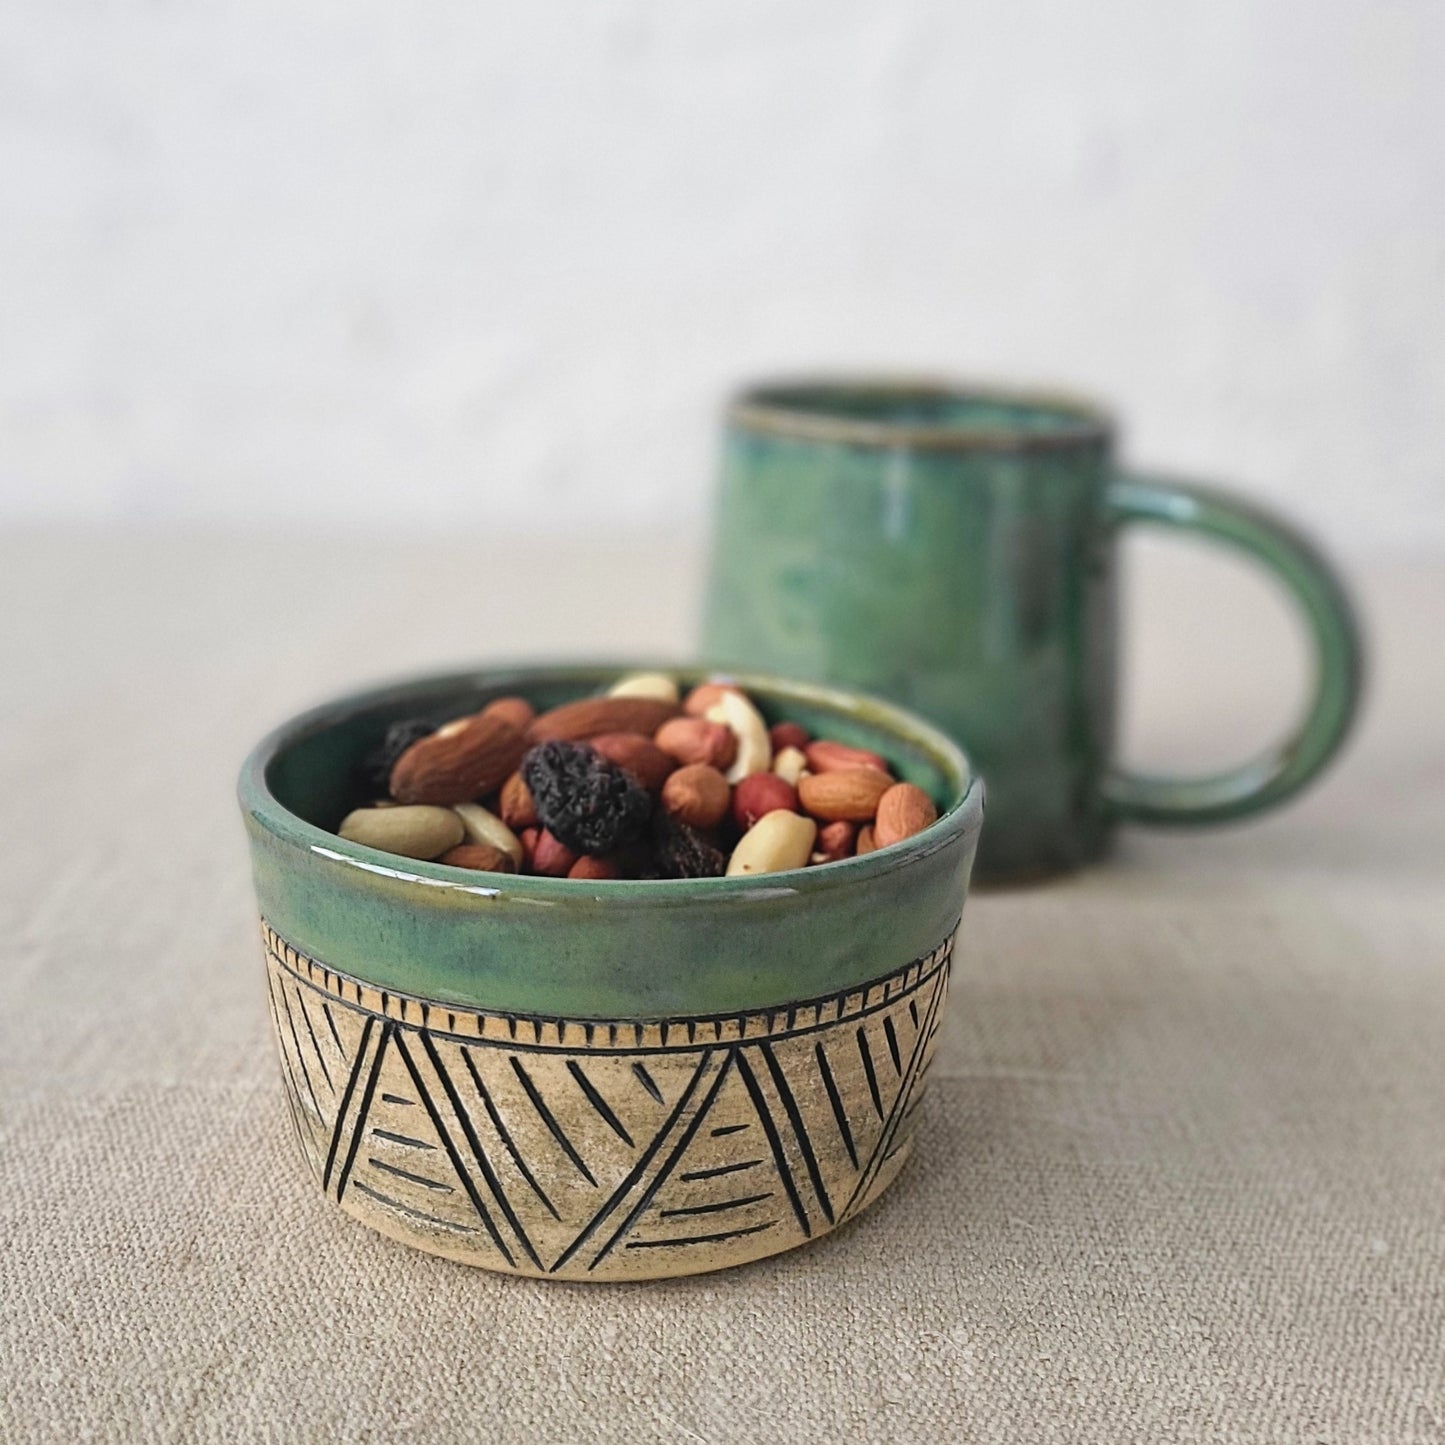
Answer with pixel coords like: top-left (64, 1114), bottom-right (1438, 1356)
top-left (338, 805), bottom-right (465, 860)
top-left (452, 803), bottom-right (525, 869)
top-left (725, 810), bottom-right (817, 877)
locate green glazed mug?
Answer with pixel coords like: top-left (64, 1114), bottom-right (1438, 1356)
top-left (701, 379), bottom-right (1364, 881)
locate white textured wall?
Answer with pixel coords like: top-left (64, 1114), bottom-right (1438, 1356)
top-left (2, 0), bottom-right (1442, 546)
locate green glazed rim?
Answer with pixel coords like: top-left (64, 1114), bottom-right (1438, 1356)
top-left (727, 375), bottom-right (1114, 453)
top-left (238, 663), bottom-right (983, 907)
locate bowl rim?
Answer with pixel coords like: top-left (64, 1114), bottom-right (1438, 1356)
top-left (238, 661), bottom-right (984, 905)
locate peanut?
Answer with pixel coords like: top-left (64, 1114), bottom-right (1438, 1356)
top-left (654, 717), bottom-right (737, 770)
top-left (725, 811), bottom-right (817, 877)
top-left (772, 745), bottom-right (807, 786)
top-left (440, 842), bottom-right (516, 874)
top-left (607, 672), bottom-right (681, 704)
top-left (452, 803), bottom-right (525, 869)
top-left (731, 772), bottom-right (798, 832)
top-left (339, 805), bottom-right (465, 860)
top-left (661, 763), bottom-right (732, 831)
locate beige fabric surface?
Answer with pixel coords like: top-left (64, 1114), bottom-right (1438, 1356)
top-left (1, 531), bottom-right (1442, 1444)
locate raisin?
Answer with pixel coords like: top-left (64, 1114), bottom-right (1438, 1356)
top-left (355, 717), bottom-right (435, 796)
top-left (521, 741), bottom-right (653, 855)
top-left (647, 813), bottom-right (726, 880)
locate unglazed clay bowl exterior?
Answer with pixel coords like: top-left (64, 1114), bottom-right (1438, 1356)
top-left (238, 664), bottom-right (983, 1282)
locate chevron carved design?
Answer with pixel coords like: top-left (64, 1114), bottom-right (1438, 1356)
top-left (262, 920), bottom-right (954, 1281)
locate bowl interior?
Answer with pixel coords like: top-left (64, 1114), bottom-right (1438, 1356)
top-left (264, 665), bottom-right (970, 841)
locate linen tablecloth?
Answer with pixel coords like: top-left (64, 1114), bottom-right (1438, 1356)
top-left (2, 532), bottom-right (1440, 1443)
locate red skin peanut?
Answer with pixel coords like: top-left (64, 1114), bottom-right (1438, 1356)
top-left (731, 773), bottom-right (799, 832)
top-left (769, 721), bottom-right (810, 753)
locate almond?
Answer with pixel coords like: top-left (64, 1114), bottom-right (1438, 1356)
top-left (815, 820), bottom-right (857, 863)
top-left (568, 855), bottom-right (623, 880)
top-left (527, 696), bottom-right (679, 743)
top-left (531, 829), bottom-right (578, 877)
top-left (498, 772), bottom-right (539, 830)
top-left (874, 782), bottom-right (939, 847)
top-left (480, 695), bottom-right (536, 731)
top-left (661, 763), bottom-right (731, 831)
top-left (589, 732), bottom-right (677, 792)
top-left (654, 717), bottom-right (737, 770)
top-left (731, 773), bottom-right (798, 832)
top-left (797, 767), bottom-right (892, 822)
top-left (856, 824), bottom-right (878, 856)
top-left (439, 842), bottom-right (516, 874)
top-left (803, 739), bottom-right (890, 775)
top-left (389, 714), bottom-right (528, 806)
top-left (682, 681), bottom-right (743, 716)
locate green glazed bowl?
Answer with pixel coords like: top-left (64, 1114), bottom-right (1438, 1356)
top-left (239, 664), bottom-right (983, 1281)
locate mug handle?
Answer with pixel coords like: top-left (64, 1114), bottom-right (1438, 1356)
top-left (1102, 472), bottom-right (1365, 824)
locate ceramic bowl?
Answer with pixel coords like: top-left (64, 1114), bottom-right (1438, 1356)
top-left (238, 664), bottom-right (984, 1281)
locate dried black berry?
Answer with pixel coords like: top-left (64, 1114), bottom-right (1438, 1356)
top-left (648, 813), bottom-right (726, 880)
top-left (521, 741), bottom-right (653, 855)
top-left (355, 717), bottom-right (435, 796)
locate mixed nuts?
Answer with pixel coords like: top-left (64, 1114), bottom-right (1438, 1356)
top-left (336, 673), bottom-right (940, 881)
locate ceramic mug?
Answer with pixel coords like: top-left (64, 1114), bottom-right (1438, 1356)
top-left (700, 379), bottom-right (1363, 880)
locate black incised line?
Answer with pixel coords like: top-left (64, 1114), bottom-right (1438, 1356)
top-left (631, 1061), bottom-right (664, 1104)
top-left (380, 1094), bottom-right (414, 1107)
top-left (759, 1041), bottom-right (834, 1224)
top-left (322, 1000), bottom-right (345, 1054)
top-left (351, 1182), bottom-right (476, 1234)
top-left (278, 980), bottom-right (322, 1121)
top-left (883, 1016), bottom-right (902, 1076)
top-left (710, 1123), bottom-right (748, 1138)
top-left (366, 1156), bottom-right (454, 1193)
top-left (814, 1041), bottom-right (858, 1170)
top-left (392, 1032), bottom-right (515, 1268)
top-left (332, 1023), bottom-right (390, 1204)
top-left (840, 964), bottom-right (950, 1220)
top-left (659, 1192), bottom-right (773, 1219)
top-left (322, 1015), bottom-right (375, 1192)
top-left (733, 1051), bottom-right (811, 1239)
top-left (566, 1062), bottom-right (634, 1147)
top-left (370, 1128), bottom-right (435, 1151)
top-left (679, 1159), bottom-right (763, 1182)
top-left (418, 1033), bottom-right (541, 1272)
top-left (264, 970), bottom-right (311, 1148)
top-left (296, 993), bottom-right (334, 1092)
top-left (548, 1050), bottom-right (716, 1275)
top-left (510, 1057), bottom-right (597, 1187)
top-left (584, 1051), bottom-right (738, 1272)
top-left (265, 928), bottom-right (952, 1057)
top-left (459, 1046), bottom-right (559, 1221)
top-left (625, 1221), bottom-right (777, 1251)
top-left (856, 1027), bottom-right (884, 1120)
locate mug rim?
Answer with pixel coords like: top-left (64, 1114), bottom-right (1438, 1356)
top-left (727, 375), bottom-right (1114, 453)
